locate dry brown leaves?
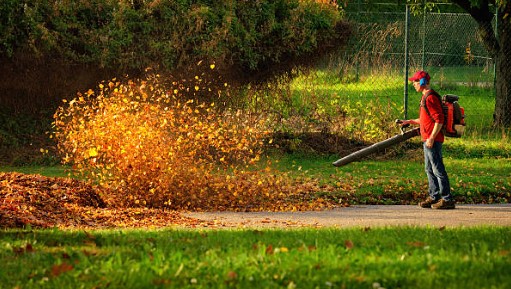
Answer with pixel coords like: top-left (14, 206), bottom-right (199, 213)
top-left (0, 172), bottom-right (200, 229)
top-left (0, 172), bottom-right (336, 229)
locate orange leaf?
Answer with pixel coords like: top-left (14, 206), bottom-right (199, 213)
top-left (227, 271), bottom-right (237, 279)
top-left (51, 263), bottom-right (74, 277)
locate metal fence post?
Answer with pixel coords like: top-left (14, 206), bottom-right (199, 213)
top-left (404, 4), bottom-right (410, 120)
top-left (493, 5), bottom-right (498, 95)
top-left (421, 3), bottom-right (426, 70)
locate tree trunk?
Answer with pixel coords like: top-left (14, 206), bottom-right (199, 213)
top-left (452, 0), bottom-right (511, 127)
top-left (494, 5), bottom-right (511, 127)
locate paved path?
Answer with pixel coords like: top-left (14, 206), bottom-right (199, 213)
top-left (185, 204), bottom-right (511, 228)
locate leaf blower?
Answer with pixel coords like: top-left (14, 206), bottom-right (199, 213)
top-left (332, 120), bottom-right (420, 167)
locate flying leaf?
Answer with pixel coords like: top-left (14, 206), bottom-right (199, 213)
top-left (88, 148), bottom-right (99, 157)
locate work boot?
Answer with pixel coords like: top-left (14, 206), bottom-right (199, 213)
top-left (431, 199), bottom-right (456, 210)
top-left (418, 197), bottom-right (439, 208)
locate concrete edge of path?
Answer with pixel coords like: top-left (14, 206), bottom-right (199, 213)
top-left (184, 204), bottom-right (511, 228)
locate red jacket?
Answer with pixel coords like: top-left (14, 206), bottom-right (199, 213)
top-left (420, 90), bottom-right (445, 143)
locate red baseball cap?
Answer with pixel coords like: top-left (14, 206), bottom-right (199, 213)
top-left (408, 70), bottom-right (430, 82)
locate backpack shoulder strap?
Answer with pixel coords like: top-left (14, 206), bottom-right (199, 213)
top-left (421, 90), bottom-right (441, 120)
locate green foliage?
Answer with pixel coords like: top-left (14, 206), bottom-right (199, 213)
top-left (0, 0), bottom-right (347, 79)
top-left (339, 98), bottom-right (401, 142)
top-left (0, 0), bottom-right (24, 56)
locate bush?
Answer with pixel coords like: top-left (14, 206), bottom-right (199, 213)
top-left (339, 97), bottom-right (402, 142)
top-left (0, 0), bottom-right (348, 83)
top-left (53, 71), bottom-right (330, 211)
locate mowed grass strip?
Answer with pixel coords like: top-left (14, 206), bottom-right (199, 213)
top-left (1, 227), bottom-right (510, 289)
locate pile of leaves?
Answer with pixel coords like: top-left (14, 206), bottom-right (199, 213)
top-left (0, 172), bottom-right (200, 229)
top-left (0, 172), bottom-right (336, 229)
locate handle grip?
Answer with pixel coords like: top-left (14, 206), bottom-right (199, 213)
top-left (395, 119), bottom-right (410, 134)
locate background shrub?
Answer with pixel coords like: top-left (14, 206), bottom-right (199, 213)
top-left (0, 0), bottom-right (348, 81)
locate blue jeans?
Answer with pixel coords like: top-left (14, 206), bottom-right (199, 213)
top-left (423, 141), bottom-right (452, 201)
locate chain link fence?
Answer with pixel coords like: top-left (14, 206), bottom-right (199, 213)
top-left (234, 2), bottom-right (505, 154)
top-left (336, 3), bottom-right (499, 133)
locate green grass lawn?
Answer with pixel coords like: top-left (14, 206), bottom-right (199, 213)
top-left (0, 166), bottom-right (69, 178)
top-left (290, 67), bottom-right (497, 129)
top-left (1, 227), bottom-right (510, 289)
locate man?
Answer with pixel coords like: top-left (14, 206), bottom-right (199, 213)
top-left (401, 70), bottom-right (455, 209)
